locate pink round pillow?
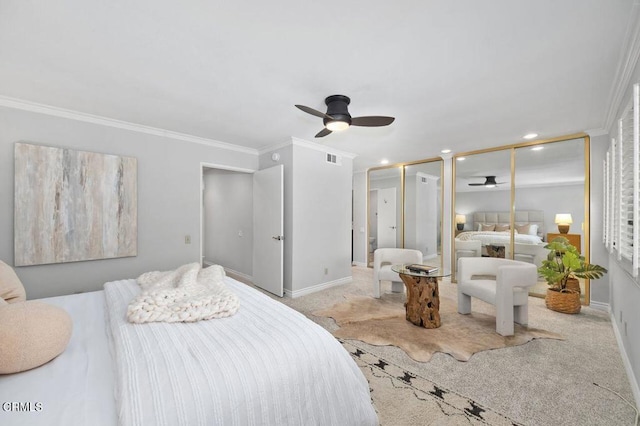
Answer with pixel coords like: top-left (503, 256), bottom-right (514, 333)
top-left (0, 301), bottom-right (72, 374)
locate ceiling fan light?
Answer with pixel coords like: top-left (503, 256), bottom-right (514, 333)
top-left (326, 120), bottom-right (350, 132)
top-left (485, 184), bottom-right (496, 188)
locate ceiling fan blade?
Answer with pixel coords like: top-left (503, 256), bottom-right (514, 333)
top-left (295, 104), bottom-right (331, 119)
top-left (468, 183), bottom-right (485, 186)
top-left (351, 116), bottom-right (395, 127)
top-left (315, 128), bottom-right (332, 138)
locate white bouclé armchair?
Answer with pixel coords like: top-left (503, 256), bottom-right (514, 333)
top-left (457, 257), bottom-right (537, 336)
top-left (373, 248), bottom-right (423, 298)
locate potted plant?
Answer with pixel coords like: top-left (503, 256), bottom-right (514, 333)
top-left (538, 237), bottom-right (607, 314)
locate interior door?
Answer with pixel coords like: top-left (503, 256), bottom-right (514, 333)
top-left (253, 165), bottom-right (284, 296)
top-left (377, 187), bottom-right (397, 248)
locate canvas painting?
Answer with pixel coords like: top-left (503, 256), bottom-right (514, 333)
top-left (14, 143), bottom-right (137, 266)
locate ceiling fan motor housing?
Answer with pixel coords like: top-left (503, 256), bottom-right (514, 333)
top-left (323, 94), bottom-right (352, 126)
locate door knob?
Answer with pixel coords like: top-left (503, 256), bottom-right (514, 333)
top-left (390, 226), bottom-right (396, 229)
top-left (272, 235), bottom-right (284, 241)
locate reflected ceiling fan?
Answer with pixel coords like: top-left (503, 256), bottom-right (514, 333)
top-left (295, 95), bottom-right (395, 138)
top-left (468, 176), bottom-right (504, 188)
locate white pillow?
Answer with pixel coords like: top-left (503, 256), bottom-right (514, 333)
top-left (528, 224), bottom-right (539, 236)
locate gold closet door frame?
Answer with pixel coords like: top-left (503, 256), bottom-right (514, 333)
top-left (451, 132), bottom-right (591, 304)
top-left (367, 157), bottom-right (444, 269)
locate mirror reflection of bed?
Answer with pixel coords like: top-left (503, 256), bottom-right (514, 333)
top-left (454, 210), bottom-right (548, 269)
top-left (453, 137), bottom-right (588, 302)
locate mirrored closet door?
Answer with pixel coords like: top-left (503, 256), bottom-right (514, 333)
top-left (453, 150), bottom-right (511, 276)
top-left (514, 138), bottom-right (587, 301)
top-left (367, 159), bottom-right (443, 268)
top-left (452, 134), bottom-right (590, 303)
top-left (403, 161), bottom-right (443, 266)
top-left (368, 167), bottom-right (402, 266)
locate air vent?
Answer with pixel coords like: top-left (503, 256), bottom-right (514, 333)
top-left (326, 153), bottom-right (341, 165)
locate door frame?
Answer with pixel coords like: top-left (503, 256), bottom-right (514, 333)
top-left (199, 162), bottom-right (256, 271)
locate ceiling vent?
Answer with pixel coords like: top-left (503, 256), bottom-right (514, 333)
top-left (326, 153), bottom-right (341, 165)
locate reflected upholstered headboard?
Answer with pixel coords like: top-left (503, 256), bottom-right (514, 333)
top-left (471, 211), bottom-right (545, 237)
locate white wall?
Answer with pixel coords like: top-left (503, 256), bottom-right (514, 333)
top-left (260, 139), bottom-right (353, 295)
top-left (202, 168), bottom-right (253, 277)
top-left (0, 106), bottom-right (257, 298)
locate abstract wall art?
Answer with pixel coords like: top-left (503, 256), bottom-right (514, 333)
top-left (14, 142), bottom-right (137, 266)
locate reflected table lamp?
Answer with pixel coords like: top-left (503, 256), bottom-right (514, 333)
top-left (456, 214), bottom-right (466, 231)
top-left (555, 213), bottom-right (573, 234)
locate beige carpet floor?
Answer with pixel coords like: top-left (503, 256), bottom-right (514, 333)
top-left (241, 267), bottom-right (637, 426)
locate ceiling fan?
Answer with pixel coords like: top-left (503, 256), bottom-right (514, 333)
top-left (468, 176), bottom-right (504, 188)
top-left (295, 95), bottom-right (395, 138)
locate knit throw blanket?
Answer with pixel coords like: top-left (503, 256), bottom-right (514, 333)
top-left (127, 263), bottom-right (240, 323)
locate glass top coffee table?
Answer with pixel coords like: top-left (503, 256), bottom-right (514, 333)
top-left (391, 264), bottom-right (451, 328)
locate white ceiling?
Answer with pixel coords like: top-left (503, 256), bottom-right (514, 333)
top-left (0, 1), bottom-right (635, 170)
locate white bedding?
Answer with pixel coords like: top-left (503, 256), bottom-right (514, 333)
top-left (1, 277), bottom-right (377, 426)
top-left (456, 230), bottom-right (542, 246)
top-left (104, 277), bottom-right (378, 426)
top-left (0, 291), bottom-right (117, 426)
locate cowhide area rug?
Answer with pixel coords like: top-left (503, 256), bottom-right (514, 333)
top-left (313, 293), bottom-right (563, 362)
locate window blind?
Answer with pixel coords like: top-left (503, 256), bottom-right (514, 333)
top-left (603, 82), bottom-right (639, 276)
top-left (633, 83), bottom-right (639, 276)
top-left (603, 154), bottom-right (609, 247)
top-left (611, 137), bottom-right (619, 256)
top-left (618, 106), bottom-right (634, 262)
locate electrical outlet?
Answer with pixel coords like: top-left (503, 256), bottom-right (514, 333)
top-left (324, 268), bottom-right (328, 275)
top-left (185, 235), bottom-right (191, 244)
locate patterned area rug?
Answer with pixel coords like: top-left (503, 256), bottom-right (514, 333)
top-left (342, 340), bottom-right (521, 426)
top-left (315, 294), bottom-right (563, 362)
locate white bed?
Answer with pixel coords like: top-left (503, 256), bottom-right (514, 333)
top-left (0, 276), bottom-right (378, 426)
top-left (456, 230), bottom-right (543, 246)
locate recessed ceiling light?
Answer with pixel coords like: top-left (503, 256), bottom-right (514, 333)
top-left (523, 133), bottom-right (538, 140)
top-left (457, 157), bottom-right (466, 161)
top-left (441, 149), bottom-right (451, 154)
top-left (531, 146), bottom-right (544, 151)
top-left (380, 159), bottom-right (389, 165)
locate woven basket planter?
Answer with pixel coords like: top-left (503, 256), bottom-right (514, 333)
top-left (564, 277), bottom-right (581, 294)
top-left (545, 288), bottom-right (581, 314)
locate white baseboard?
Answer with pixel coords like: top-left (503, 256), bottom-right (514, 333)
top-left (284, 276), bottom-right (352, 298)
top-left (352, 261), bottom-right (367, 267)
top-left (223, 268), bottom-right (253, 284)
top-left (589, 300), bottom-right (610, 312)
top-left (610, 312), bottom-right (640, 410)
top-left (203, 261), bottom-right (254, 284)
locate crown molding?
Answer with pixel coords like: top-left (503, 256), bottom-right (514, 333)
top-left (585, 128), bottom-right (609, 137)
top-left (258, 136), bottom-right (357, 159)
top-left (0, 95), bottom-right (259, 156)
top-left (603, 2), bottom-right (640, 133)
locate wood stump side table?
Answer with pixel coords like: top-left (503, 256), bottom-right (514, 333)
top-left (391, 265), bottom-right (451, 329)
